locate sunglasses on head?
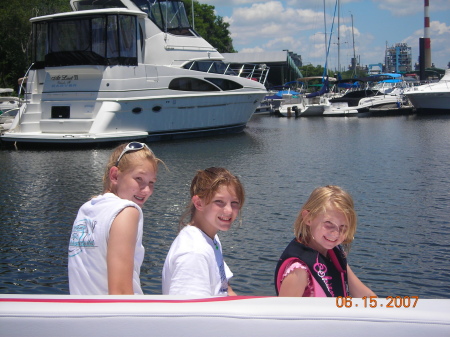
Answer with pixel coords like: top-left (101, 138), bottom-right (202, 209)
top-left (115, 142), bottom-right (152, 167)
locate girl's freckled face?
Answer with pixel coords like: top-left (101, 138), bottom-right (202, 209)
top-left (197, 185), bottom-right (241, 238)
top-left (115, 159), bottom-right (157, 207)
top-left (307, 207), bottom-right (348, 256)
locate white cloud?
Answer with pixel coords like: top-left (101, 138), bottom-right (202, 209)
top-left (403, 20), bottom-right (450, 67)
top-left (201, 0), bottom-right (450, 68)
top-left (373, 0), bottom-right (450, 17)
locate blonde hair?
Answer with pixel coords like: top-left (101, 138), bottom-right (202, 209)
top-left (102, 143), bottom-right (163, 193)
top-left (294, 185), bottom-right (357, 246)
top-left (179, 167), bottom-right (245, 229)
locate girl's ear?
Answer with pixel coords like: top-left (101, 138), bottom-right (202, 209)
top-left (109, 166), bottom-right (119, 186)
top-left (301, 210), bottom-right (311, 226)
top-left (192, 195), bottom-right (203, 211)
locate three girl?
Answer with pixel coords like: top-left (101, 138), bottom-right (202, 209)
top-left (68, 142), bottom-right (162, 295)
top-left (162, 167), bottom-right (244, 296)
top-left (68, 148), bottom-right (373, 298)
top-left (275, 185), bottom-right (376, 298)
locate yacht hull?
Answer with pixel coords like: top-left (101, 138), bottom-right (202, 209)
top-left (406, 92), bottom-right (450, 113)
top-left (405, 69), bottom-right (450, 114)
top-left (1, 64), bottom-right (266, 144)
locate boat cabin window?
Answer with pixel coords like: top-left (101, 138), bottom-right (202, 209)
top-left (32, 14), bottom-right (138, 68)
top-left (205, 78), bottom-right (243, 91)
top-left (133, 0), bottom-right (196, 36)
top-left (169, 78), bottom-right (220, 91)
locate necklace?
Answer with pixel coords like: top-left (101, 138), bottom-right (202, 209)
top-left (192, 223), bottom-right (219, 250)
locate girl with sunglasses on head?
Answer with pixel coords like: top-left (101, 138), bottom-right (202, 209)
top-left (275, 185), bottom-right (376, 298)
top-left (68, 142), bottom-right (162, 295)
top-left (162, 167), bottom-right (244, 296)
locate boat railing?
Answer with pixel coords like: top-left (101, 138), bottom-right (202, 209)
top-left (226, 63), bottom-right (270, 86)
top-left (11, 63), bottom-right (34, 132)
top-left (186, 61), bottom-right (270, 86)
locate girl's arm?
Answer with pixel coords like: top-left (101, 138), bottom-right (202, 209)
top-left (107, 206), bottom-right (140, 295)
top-left (227, 285), bottom-right (237, 296)
top-left (347, 264), bottom-right (377, 298)
top-left (278, 267), bottom-right (308, 297)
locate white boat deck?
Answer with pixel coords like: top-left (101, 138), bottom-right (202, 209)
top-left (1, 295), bottom-right (449, 337)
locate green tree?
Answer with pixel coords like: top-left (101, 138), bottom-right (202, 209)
top-left (0, 0), bottom-right (71, 91)
top-left (299, 64), bottom-right (325, 78)
top-left (183, 0), bottom-right (236, 53)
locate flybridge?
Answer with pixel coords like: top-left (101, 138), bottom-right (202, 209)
top-left (70, 0), bottom-right (197, 36)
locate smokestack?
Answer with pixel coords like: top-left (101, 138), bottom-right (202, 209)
top-left (424, 0), bottom-right (431, 68)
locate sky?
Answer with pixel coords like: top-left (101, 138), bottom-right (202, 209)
top-left (199, 0), bottom-right (450, 71)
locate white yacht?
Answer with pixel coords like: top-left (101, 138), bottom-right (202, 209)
top-left (405, 69), bottom-right (450, 113)
top-left (1, 0), bottom-right (267, 144)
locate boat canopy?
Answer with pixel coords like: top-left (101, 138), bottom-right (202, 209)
top-left (31, 10), bottom-right (140, 68)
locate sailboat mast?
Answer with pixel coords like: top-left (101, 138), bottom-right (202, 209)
top-left (324, 0), bottom-right (327, 75)
top-left (351, 13), bottom-right (356, 76)
top-left (337, 0), bottom-right (340, 73)
top-left (323, 0), bottom-right (327, 55)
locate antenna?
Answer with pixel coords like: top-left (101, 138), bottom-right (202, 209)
top-left (351, 13), bottom-right (356, 76)
top-left (192, 0), bottom-right (195, 30)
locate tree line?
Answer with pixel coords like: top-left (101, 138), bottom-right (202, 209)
top-left (0, 0), bottom-right (235, 91)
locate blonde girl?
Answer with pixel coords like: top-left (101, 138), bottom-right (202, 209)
top-left (68, 142), bottom-right (162, 295)
top-left (275, 185), bottom-right (376, 297)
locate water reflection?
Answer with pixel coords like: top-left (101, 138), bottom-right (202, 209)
top-left (1, 114), bottom-right (449, 298)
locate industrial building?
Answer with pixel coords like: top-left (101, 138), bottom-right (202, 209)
top-left (384, 43), bottom-right (413, 73)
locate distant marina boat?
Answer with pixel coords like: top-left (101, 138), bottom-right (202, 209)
top-left (0, 89), bottom-right (20, 131)
top-left (405, 69), bottom-right (450, 114)
top-left (325, 74), bottom-right (414, 116)
top-left (273, 74), bottom-right (413, 118)
top-left (0, 0), bottom-right (267, 145)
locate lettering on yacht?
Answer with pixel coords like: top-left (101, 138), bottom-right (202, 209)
top-left (51, 75), bottom-right (79, 81)
top-left (51, 75), bottom-right (79, 88)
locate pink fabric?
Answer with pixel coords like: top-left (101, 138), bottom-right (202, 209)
top-left (280, 259), bottom-right (314, 297)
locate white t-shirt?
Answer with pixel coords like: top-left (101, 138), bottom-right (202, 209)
top-left (68, 193), bottom-right (144, 295)
top-left (162, 225), bottom-right (233, 296)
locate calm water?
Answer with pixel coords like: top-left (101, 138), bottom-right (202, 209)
top-left (1, 114), bottom-right (449, 298)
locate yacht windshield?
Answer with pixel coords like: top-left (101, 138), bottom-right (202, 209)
top-left (132, 0), bottom-right (195, 36)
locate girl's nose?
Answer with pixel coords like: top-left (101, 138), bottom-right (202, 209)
top-left (329, 230), bottom-right (340, 239)
top-left (224, 202), bottom-right (233, 214)
top-left (142, 184), bottom-right (154, 195)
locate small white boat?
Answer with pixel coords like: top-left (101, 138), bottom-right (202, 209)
top-left (0, 89), bottom-right (19, 113)
top-left (1, 295), bottom-right (449, 337)
top-left (1, 0), bottom-right (267, 144)
top-left (405, 69), bottom-right (450, 113)
top-left (275, 77), bottom-right (339, 117)
top-left (0, 89), bottom-right (20, 131)
top-left (326, 74), bottom-right (414, 116)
